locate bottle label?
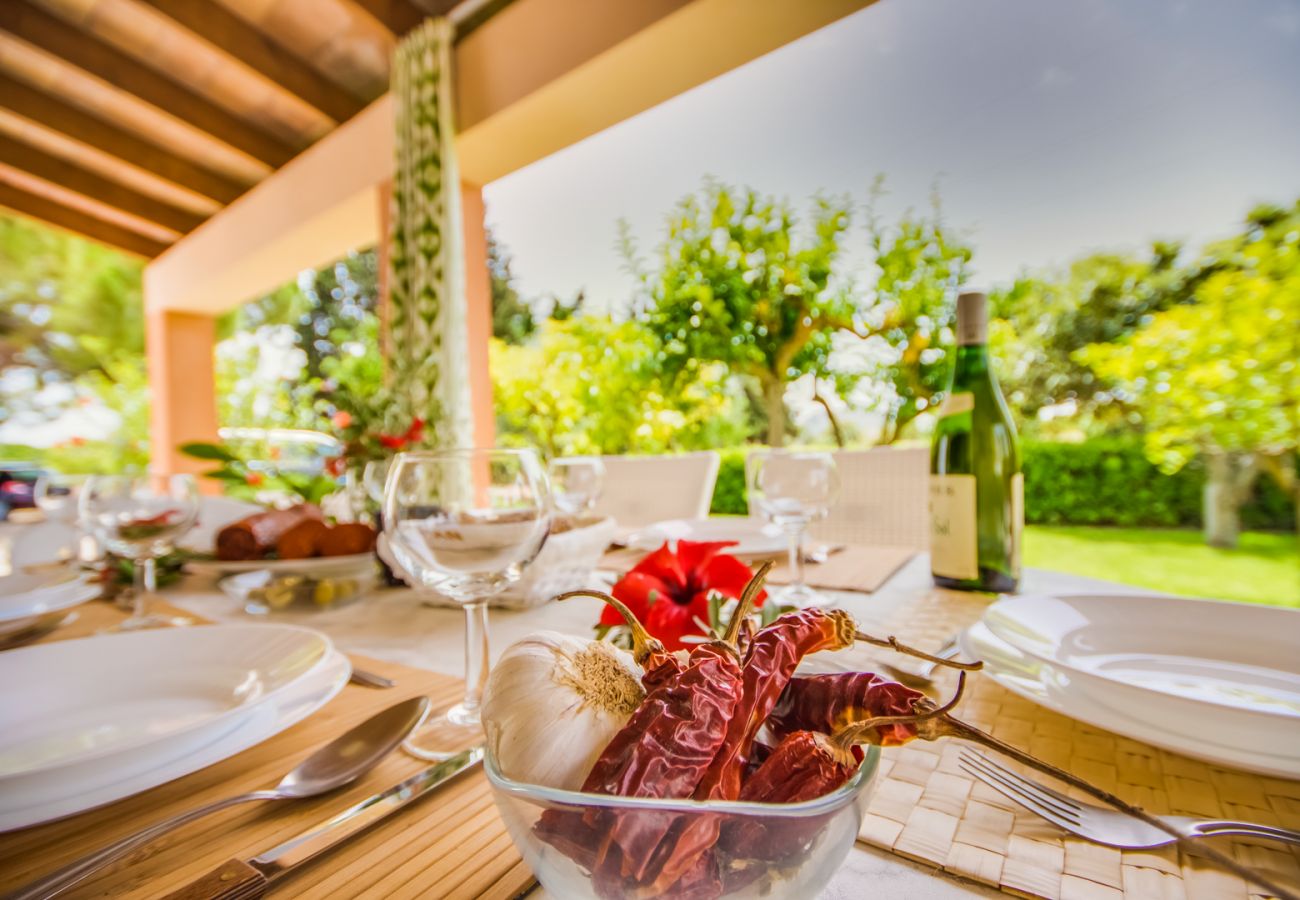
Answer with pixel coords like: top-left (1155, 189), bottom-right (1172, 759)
top-left (937, 392), bottom-right (974, 419)
top-left (929, 474), bottom-right (978, 580)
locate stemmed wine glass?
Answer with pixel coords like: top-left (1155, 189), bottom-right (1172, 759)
top-left (79, 474), bottom-right (200, 631)
top-left (749, 451), bottom-right (840, 607)
top-left (548, 456), bottom-right (605, 517)
top-left (382, 448), bottom-right (551, 759)
top-left (34, 473), bottom-right (91, 563)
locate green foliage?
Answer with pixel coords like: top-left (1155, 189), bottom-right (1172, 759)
top-left (492, 316), bottom-right (747, 457)
top-left (625, 180), bottom-right (856, 445)
top-left (1077, 201), bottom-right (1300, 473)
top-left (709, 446), bottom-right (750, 515)
top-left (41, 354), bottom-right (152, 474)
top-left (488, 227), bottom-right (536, 345)
top-left (863, 182), bottom-right (973, 442)
top-left (1021, 438), bottom-right (1293, 530)
top-left (179, 440), bottom-right (337, 504)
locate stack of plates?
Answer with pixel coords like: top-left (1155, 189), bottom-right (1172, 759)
top-left (966, 594), bottom-right (1300, 777)
top-left (0, 572), bottom-right (99, 641)
top-left (0, 623), bottom-right (350, 830)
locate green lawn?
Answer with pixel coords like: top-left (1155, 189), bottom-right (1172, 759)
top-left (1024, 526), bottom-right (1300, 608)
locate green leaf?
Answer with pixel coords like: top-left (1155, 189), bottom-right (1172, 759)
top-left (180, 442), bottom-right (238, 462)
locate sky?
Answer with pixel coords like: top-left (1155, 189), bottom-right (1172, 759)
top-left (482, 0), bottom-right (1300, 312)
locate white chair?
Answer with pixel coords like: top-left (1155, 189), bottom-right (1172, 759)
top-left (591, 452), bottom-right (721, 531)
top-left (748, 447), bottom-right (930, 550)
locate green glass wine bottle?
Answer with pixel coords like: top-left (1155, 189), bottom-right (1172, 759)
top-left (930, 291), bottom-right (1022, 592)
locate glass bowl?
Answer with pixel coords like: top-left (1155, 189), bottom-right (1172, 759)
top-left (484, 743), bottom-right (879, 899)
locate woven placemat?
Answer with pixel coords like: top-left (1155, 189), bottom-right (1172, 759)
top-left (600, 543), bottom-right (915, 594)
top-left (844, 588), bottom-right (1300, 900)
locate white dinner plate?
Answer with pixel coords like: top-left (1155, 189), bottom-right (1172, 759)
top-left (962, 619), bottom-right (1300, 778)
top-left (0, 649), bottom-right (350, 831)
top-left (185, 553), bottom-right (377, 578)
top-left (0, 573), bottom-right (100, 638)
top-left (0, 623), bottom-right (331, 781)
top-left (628, 517), bottom-right (786, 557)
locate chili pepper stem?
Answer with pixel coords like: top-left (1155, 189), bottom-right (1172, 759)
top-left (923, 715), bottom-right (1297, 900)
top-left (722, 561), bottom-right (773, 646)
top-left (828, 672), bottom-right (968, 756)
top-left (555, 589), bottom-right (665, 665)
top-left (854, 631), bottom-right (984, 672)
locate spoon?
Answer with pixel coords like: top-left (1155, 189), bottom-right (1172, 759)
top-left (12, 695), bottom-right (429, 900)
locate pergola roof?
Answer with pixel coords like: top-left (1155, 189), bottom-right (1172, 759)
top-left (0, 0), bottom-right (477, 257)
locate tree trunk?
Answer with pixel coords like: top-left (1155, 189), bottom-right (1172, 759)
top-left (1204, 454), bottom-right (1239, 549)
top-left (763, 379), bottom-right (786, 447)
top-left (812, 387), bottom-right (845, 448)
top-left (1203, 451), bottom-right (1257, 549)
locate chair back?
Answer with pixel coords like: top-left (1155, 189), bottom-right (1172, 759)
top-left (798, 447), bottom-right (930, 549)
top-left (592, 452), bottom-right (721, 530)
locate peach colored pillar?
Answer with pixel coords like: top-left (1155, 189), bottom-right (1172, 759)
top-left (146, 309), bottom-right (220, 492)
top-left (461, 181), bottom-right (496, 450)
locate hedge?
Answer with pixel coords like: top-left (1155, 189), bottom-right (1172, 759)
top-left (708, 438), bottom-right (1295, 530)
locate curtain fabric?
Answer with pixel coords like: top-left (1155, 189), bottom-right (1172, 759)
top-left (387, 18), bottom-right (472, 449)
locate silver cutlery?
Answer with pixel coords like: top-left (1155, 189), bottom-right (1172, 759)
top-left (959, 749), bottom-right (1300, 849)
top-left (0, 611), bottom-right (77, 652)
top-left (158, 746), bottom-right (483, 900)
top-left (349, 667), bottom-right (396, 689)
top-left (803, 543), bottom-right (845, 565)
top-left (11, 696), bottom-right (430, 900)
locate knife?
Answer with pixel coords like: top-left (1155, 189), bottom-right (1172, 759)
top-left (161, 747), bottom-right (483, 900)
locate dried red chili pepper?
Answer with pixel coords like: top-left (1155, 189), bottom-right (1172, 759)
top-left (767, 672), bottom-right (925, 745)
top-left (719, 674), bottom-right (968, 862)
top-left (538, 574), bottom-right (766, 893)
top-left (557, 590), bottom-right (683, 690)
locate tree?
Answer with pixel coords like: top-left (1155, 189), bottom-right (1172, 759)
top-left (1079, 200), bottom-right (1300, 547)
top-left (624, 181), bottom-right (857, 446)
top-left (990, 242), bottom-right (1210, 425)
top-left (491, 315), bottom-right (746, 457)
top-left (862, 184), bottom-right (973, 443)
top-left (487, 227), bottom-right (536, 345)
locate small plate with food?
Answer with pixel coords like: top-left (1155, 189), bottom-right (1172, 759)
top-left (185, 503), bottom-right (378, 577)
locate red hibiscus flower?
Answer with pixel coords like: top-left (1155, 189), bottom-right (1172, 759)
top-left (604, 540), bottom-right (767, 651)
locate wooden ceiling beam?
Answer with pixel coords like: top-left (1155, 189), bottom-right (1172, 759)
top-left (0, 1), bottom-right (297, 167)
top-left (0, 180), bottom-right (170, 257)
top-left (133, 0), bottom-right (367, 123)
top-left (0, 74), bottom-right (246, 205)
top-left (0, 132), bottom-right (205, 233)
top-left (349, 0), bottom-right (432, 35)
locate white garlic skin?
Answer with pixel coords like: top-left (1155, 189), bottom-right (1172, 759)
top-left (482, 631), bottom-right (644, 791)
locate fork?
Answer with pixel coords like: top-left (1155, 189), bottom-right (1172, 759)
top-left (959, 749), bottom-right (1300, 848)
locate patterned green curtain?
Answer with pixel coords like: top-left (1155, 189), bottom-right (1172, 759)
top-left (387, 18), bottom-right (472, 449)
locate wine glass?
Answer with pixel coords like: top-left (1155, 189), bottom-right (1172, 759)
top-left (383, 449), bottom-right (551, 759)
top-left (749, 451), bottom-right (840, 607)
top-left (79, 474), bottom-right (200, 631)
top-left (362, 458), bottom-right (393, 515)
top-left (548, 456), bottom-right (604, 518)
top-left (34, 473), bottom-right (90, 563)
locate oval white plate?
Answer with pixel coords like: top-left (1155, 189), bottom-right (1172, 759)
top-left (984, 593), bottom-right (1300, 716)
top-left (963, 619), bottom-right (1300, 778)
top-left (0, 572), bottom-right (98, 626)
top-left (0, 649), bottom-right (350, 831)
top-left (0, 623), bottom-right (330, 780)
top-left (185, 552), bottom-right (376, 578)
top-left (628, 517), bottom-right (786, 557)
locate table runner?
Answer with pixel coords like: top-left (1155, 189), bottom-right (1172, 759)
top-left (844, 587), bottom-right (1300, 900)
top-left (600, 543), bottom-right (915, 594)
top-left (0, 602), bottom-right (536, 899)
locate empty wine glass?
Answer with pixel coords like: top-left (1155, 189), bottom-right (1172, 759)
top-left (80, 474), bottom-right (200, 631)
top-left (34, 473), bottom-right (90, 563)
top-left (750, 451), bottom-right (840, 607)
top-left (548, 456), bottom-right (604, 517)
top-left (362, 458), bottom-right (393, 506)
top-left (383, 448), bottom-right (551, 759)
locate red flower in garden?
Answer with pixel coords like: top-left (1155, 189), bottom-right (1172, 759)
top-left (377, 417), bottom-right (425, 451)
top-left (245, 471), bottom-right (264, 487)
top-left (332, 410), bottom-right (353, 430)
top-left (604, 540), bottom-right (767, 652)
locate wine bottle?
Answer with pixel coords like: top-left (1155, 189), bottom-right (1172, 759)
top-left (930, 290), bottom-right (1022, 592)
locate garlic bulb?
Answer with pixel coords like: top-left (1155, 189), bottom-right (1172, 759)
top-left (482, 631), bottom-right (644, 791)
